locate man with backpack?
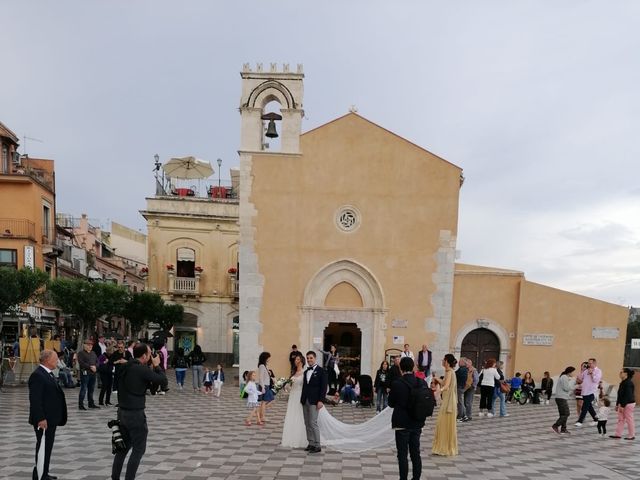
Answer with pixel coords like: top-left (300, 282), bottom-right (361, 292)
top-left (388, 356), bottom-right (429, 480)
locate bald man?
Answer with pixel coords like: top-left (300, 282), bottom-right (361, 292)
top-left (28, 349), bottom-right (68, 480)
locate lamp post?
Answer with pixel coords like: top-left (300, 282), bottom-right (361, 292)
top-left (216, 158), bottom-right (222, 198)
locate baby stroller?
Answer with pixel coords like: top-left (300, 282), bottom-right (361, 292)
top-left (357, 374), bottom-right (374, 408)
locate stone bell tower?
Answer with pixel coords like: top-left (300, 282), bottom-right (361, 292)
top-left (239, 62), bottom-right (305, 154)
top-left (238, 63), bottom-right (305, 374)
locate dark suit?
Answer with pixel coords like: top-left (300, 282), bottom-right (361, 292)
top-left (28, 365), bottom-right (68, 480)
top-left (300, 364), bottom-right (327, 448)
top-left (388, 373), bottom-right (423, 480)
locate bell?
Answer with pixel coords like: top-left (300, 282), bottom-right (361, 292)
top-left (261, 111), bottom-right (283, 139)
top-left (265, 119), bottom-right (278, 138)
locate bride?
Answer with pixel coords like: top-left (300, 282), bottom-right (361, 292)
top-left (281, 352), bottom-right (308, 448)
top-left (281, 352), bottom-right (395, 452)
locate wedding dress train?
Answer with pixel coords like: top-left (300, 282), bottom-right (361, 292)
top-left (281, 373), bottom-right (395, 452)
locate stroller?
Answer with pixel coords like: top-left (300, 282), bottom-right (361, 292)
top-left (357, 374), bottom-right (374, 408)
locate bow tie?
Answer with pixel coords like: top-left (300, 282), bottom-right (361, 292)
top-left (306, 366), bottom-right (315, 372)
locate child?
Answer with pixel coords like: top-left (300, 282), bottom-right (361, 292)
top-left (430, 374), bottom-right (441, 406)
top-left (240, 370), bottom-right (249, 398)
top-left (509, 372), bottom-right (522, 402)
top-left (212, 364), bottom-right (225, 397)
top-left (244, 371), bottom-right (263, 426)
top-left (597, 397), bottom-right (611, 437)
top-left (203, 367), bottom-right (214, 394)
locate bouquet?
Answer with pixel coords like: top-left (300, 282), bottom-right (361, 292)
top-left (273, 377), bottom-right (293, 394)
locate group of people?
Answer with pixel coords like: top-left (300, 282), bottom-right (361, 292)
top-left (28, 341), bottom-right (169, 480)
top-left (170, 345), bottom-right (225, 395)
top-left (551, 358), bottom-right (636, 440)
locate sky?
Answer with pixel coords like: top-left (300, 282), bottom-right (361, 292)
top-left (2, 1), bottom-right (639, 306)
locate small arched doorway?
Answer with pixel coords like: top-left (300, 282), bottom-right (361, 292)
top-left (461, 328), bottom-right (500, 369)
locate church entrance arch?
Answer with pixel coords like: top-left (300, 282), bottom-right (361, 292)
top-left (461, 328), bottom-right (500, 369)
top-left (300, 259), bottom-right (386, 376)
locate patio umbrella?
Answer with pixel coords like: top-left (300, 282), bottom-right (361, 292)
top-left (162, 156), bottom-right (214, 179)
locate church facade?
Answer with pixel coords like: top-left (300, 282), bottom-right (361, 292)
top-left (236, 64), bottom-right (627, 384)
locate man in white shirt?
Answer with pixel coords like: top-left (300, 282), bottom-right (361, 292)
top-left (400, 344), bottom-right (414, 360)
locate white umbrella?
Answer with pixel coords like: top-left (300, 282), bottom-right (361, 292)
top-left (35, 427), bottom-right (45, 479)
top-left (162, 156), bottom-right (214, 179)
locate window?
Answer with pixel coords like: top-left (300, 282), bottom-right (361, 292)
top-left (42, 204), bottom-right (51, 239)
top-left (1, 144), bottom-right (8, 173)
top-left (176, 247), bottom-right (195, 277)
top-left (0, 249), bottom-right (18, 269)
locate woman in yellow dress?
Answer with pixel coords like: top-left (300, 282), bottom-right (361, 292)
top-left (432, 353), bottom-right (458, 456)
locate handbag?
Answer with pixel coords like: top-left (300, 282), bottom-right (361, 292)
top-left (499, 381), bottom-right (510, 394)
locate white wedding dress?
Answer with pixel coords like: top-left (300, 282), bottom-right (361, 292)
top-left (280, 372), bottom-right (395, 452)
top-left (281, 373), bottom-right (308, 448)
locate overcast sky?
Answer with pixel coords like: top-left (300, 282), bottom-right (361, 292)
top-left (2, 1), bottom-right (639, 306)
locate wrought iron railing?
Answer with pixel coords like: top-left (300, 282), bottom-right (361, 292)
top-left (0, 218), bottom-right (36, 240)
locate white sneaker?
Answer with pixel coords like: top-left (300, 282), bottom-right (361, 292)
top-left (575, 422), bottom-right (583, 427)
top-left (487, 413), bottom-right (494, 418)
top-left (478, 412), bottom-right (485, 417)
top-left (545, 400), bottom-right (549, 405)
top-left (589, 421), bottom-right (598, 426)
top-left (501, 413), bottom-right (510, 417)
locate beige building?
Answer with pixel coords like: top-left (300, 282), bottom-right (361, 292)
top-left (141, 190), bottom-right (239, 364)
top-left (236, 64), bottom-right (628, 384)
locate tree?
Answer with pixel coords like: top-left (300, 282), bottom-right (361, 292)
top-left (123, 291), bottom-right (164, 338)
top-left (0, 267), bottom-right (50, 319)
top-left (157, 303), bottom-right (184, 332)
top-left (0, 267), bottom-right (49, 386)
top-left (48, 278), bottom-right (130, 340)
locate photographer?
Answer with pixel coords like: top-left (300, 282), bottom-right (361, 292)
top-left (111, 343), bottom-right (168, 480)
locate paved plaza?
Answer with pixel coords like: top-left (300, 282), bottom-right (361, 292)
top-left (1, 372), bottom-right (639, 480)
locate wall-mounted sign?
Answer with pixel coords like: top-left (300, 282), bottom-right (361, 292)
top-left (24, 245), bottom-right (34, 269)
top-left (392, 335), bottom-right (405, 345)
top-left (592, 327), bottom-right (620, 339)
top-left (522, 334), bottom-right (554, 346)
top-left (392, 319), bottom-right (408, 329)
top-left (631, 338), bottom-right (640, 350)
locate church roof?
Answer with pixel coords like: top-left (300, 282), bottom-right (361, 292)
top-left (454, 263), bottom-right (524, 276)
top-left (302, 112), bottom-right (462, 170)
top-left (0, 121), bottom-right (19, 143)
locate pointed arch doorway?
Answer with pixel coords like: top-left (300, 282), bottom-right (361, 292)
top-left (300, 259), bottom-right (386, 376)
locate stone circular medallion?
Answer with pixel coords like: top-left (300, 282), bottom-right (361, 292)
top-left (335, 205), bottom-right (361, 232)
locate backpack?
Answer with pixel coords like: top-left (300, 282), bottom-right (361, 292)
top-left (464, 368), bottom-right (474, 390)
top-left (175, 356), bottom-right (187, 369)
top-left (402, 377), bottom-right (435, 422)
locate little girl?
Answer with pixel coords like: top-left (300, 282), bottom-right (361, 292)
top-left (597, 397), bottom-right (611, 437)
top-left (244, 371), bottom-right (263, 426)
top-left (203, 367), bottom-right (214, 394)
top-left (212, 364), bottom-right (225, 397)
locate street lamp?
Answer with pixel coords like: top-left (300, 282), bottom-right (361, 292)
top-left (216, 158), bottom-right (222, 198)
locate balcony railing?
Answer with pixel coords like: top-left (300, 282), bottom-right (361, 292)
top-left (0, 218), bottom-right (36, 240)
top-left (171, 276), bottom-right (198, 294)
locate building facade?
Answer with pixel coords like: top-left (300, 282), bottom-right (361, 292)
top-left (0, 121), bottom-right (61, 343)
top-left (141, 191), bottom-right (239, 365)
top-left (236, 65), bottom-right (628, 384)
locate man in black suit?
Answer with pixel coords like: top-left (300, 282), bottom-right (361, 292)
top-left (388, 357), bottom-right (424, 480)
top-left (300, 350), bottom-right (327, 454)
top-left (28, 349), bottom-right (68, 480)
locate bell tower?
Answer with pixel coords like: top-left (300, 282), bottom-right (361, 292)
top-left (238, 63), bottom-right (304, 375)
top-left (239, 62), bottom-right (304, 154)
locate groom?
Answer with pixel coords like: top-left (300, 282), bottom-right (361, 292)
top-left (301, 351), bottom-right (327, 454)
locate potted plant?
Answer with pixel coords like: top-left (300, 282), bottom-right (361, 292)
top-left (195, 266), bottom-right (204, 273)
top-left (228, 267), bottom-right (237, 275)
top-left (166, 264), bottom-right (175, 271)
top-left (140, 267), bottom-right (149, 276)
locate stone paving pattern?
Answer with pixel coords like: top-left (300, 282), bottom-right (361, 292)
top-left (1, 371), bottom-right (639, 479)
